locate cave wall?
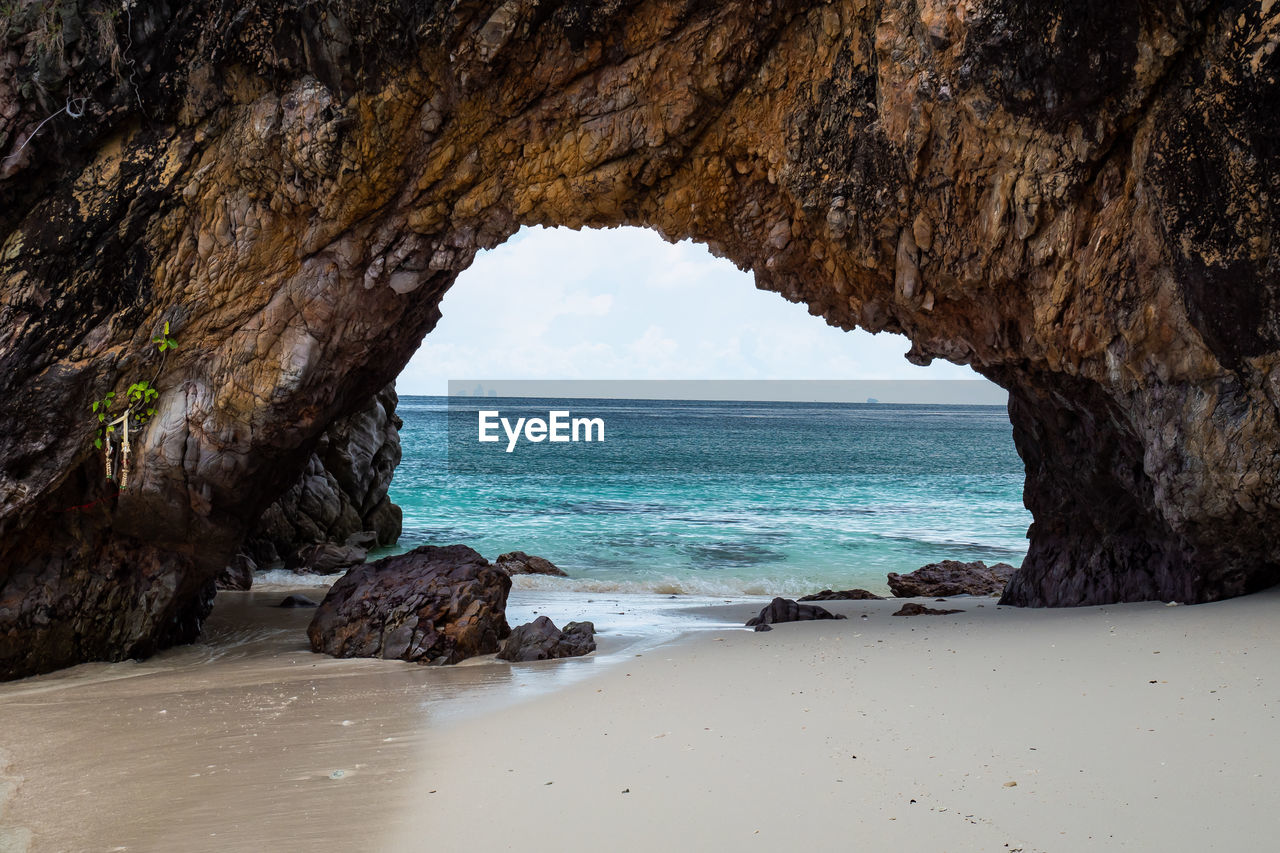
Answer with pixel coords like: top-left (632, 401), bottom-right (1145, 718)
top-left (1, 0), bottom-right (1278, 677)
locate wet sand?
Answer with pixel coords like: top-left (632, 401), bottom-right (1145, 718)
top-left (3, 587), bottom-right (1279, 851)
top-left (0, 587), bottom-right (679, 852)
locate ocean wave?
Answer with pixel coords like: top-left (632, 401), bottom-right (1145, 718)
top-left (253, 565), bottom-right (835, 598)
top-left (254, 569), bottom-right (337, 588)
top-left (509, 572), bottom-right (889, 599)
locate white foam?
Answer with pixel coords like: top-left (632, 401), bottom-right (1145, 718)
top-left (251, 567), bottom-right (890, 599)
top-left (254, 569), bottom-right (337, 589)
top-left (509, 572), bottom-right (890, 599)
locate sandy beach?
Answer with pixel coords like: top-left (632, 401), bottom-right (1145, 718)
top-left (377, 590), bottom-right (1280, 852)
top-left (2, 587), bottom-right (1279, 852)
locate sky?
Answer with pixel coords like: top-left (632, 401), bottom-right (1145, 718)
top-left (399, 225), bottom-right (997, 401)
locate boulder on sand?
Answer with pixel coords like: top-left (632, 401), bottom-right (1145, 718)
top-left (493, 551), bottom-right (568, 577)
top-left (498, 616), bottom-right (596, 661)
top-left (286, 542), bottom-right (367, 575)
top-left (216, 553), bottom-right (256, 590)
top-left (746, 597), bottom-right (847, 631)
top-left (893, 602), bottom-right (965, 616)
top-left (798, 588), bottom-right (883, 601)
top-left (307, 544), bottom-right (511, 665)
top-left (887, 560), bottom-right (1018, 597)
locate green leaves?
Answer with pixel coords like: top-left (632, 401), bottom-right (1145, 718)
top-left (91, 390), bottom-right (118, 453)
top-left (91, 321), bottom-right (179, 461)
top-left (153, 321), bottom-right (178, 353)
top-left (126, 381), bottom-right (160, 424)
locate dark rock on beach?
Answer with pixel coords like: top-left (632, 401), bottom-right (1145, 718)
top-left (494, 552), bottom-right (569, 577)
top-left (286, 543), bottom-right (368, 575)
top-left (893, 603), bottom-right (965, 617)
top-left (498, 616), bottom-right (596, 661)
top-left (344, 530), bottom-right (381, 551)
top-left (746, 598), bottom-right (848, 630)
top-left (799, 588), bottom-right (884, 601)
top-left (307, 545), bottom-right (511, 665)
top-left (277, 594), bottom-right (319, 608)
top-left (887, 561), bottom-right (1018, 598)
top-left (216, 554), bottom-right (256, 591)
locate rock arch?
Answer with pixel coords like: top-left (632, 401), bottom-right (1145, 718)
top-left (1, 0), bottom-right (1277, 678)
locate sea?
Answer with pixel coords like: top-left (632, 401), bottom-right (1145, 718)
top-left (319, 395), bottom-right (1032, 602)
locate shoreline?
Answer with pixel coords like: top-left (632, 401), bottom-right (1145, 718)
top-left (0, 585), bottom-right (750, 853)
top-left (0, 586), bottom-right (1277, 850)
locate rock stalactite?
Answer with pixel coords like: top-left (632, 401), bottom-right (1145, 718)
top-left (1, 0), bottom-right (1279, 678)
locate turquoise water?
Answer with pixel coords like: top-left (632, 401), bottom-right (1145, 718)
top-left (383, 396), bottom-right (1030, 598)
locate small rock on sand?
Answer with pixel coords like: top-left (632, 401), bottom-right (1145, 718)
top-left (493, 551), bottom-right (568, 577)
top-left (893, 603), bottom-right (964, 616)
top-left (498, 616), bottom-right (596, 661)
top-left (887, 560), bottom-right (1018, 597)
top-left (746, 597), bottom-right (847, 629)
top-left (798, 588), bottom-right (883, 601)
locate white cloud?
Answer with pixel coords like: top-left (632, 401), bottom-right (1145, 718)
top-left (398, 226), bottom-right (990, 394)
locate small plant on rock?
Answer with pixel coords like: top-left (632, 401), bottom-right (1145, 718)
top-left (92, 320), bottom-right (177, 485)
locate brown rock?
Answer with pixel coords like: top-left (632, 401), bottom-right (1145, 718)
top-left (887, 561), bottom-right (1018, 598)
top-left (216, 554), bottom-right (255, 591)
top-left (746, 597), bottom-right (848, 630)
top-left (307, 545), bottom-right (511, 665)
top-left (285, 542), bottom-right (367, 575)
top-left (497, 616), bottom-right (596, 661)
top-left (798, 588), bottom-right (884, 601)
top-left (242, 385), bottom-right (403, 566)
top-left (893, 603), bottom-right (965, 617)
top-left (493, 551), bottom-right (569, 577)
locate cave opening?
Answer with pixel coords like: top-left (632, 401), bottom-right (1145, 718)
top-left (281, 224), bottom-right (1034, 601)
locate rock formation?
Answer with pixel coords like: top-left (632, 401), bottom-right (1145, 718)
top-left (307, 544), bottom-right (511, 664)
top-left (216, 554), bottom-right (256, 591)
top-left (893, 603), bottom-right (964, 617)
top-left (241, 384), bottom-right (403, 567)
top-left (798, 589), bottom-right (884, 601)
top-left (493, 551), bottom-right (569, 577)
top-left (284, 542), bottom-right (367, 575)
top-left (746, 597), bottom-right (848, 630)
top-left (497, 616), bottom-right (596, 661)
top-left (887, 560), bottom-right (1018, 598)
top-left (1, 1), bottom-right (1279, 677)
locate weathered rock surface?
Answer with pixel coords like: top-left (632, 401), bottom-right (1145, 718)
top-left (242, 385), bottom-right (403, 566)
top-left (799, 588), bottom-right (884, 601)
top-left (746, 597), bottom-right (847, 630)
top-left (285, 543), bottom-right (367, 575)
top-left (893, 603), bottom-right (964, 617)
top-left (307, 544), bottom-right (510, 664)
top-left (277, 594), bottom-right (319, 608)
top-left (2, 1), bottom-right (1280, 677)
top-left (216, 554), bottom-right (256, 591)
top-left (497, 616), bottom-right (596, 661)
top-left (888, 561), bottom-right (1018, 598)
top-left (493, 551), bottom-right (569, 577)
